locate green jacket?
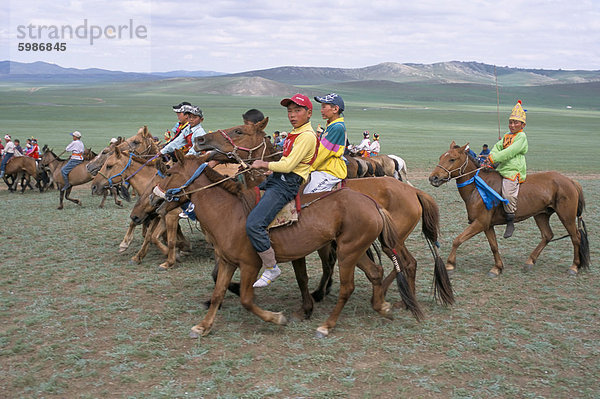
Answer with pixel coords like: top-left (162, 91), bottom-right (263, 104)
top-left (489, 131), bottom-right (528, 182)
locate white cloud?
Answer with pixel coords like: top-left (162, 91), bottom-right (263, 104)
top-left (3, 0), bottom-right (599, 72)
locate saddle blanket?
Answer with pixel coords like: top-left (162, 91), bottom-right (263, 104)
top-left (253, 187), bottom-right (301, 229)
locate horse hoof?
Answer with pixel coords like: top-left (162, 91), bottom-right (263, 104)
top-left (446, 268), bottom-right (455, 277)
top-left (158, 263), bottom-right (174, 270)
top-left (98, 204), bottom-right (104, 209)
top-left (380, 302), bottom-right (394, 319)
top-left (487, 271), bottom-right (499, 279)
top-left (315, 326), bottom-right (329, 338)
top-left (522, 264), bottom-right (534, 273)
top-left (118, 246), bottom-right (128, 253)
top-left (273, 312), bottom-right (287, 326)
top-left (567, 268), bottom-right (578, 276)
top-left (57, 206), bottom-right (63, 210)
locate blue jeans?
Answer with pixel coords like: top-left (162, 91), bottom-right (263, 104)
top-left (246, 172), bottom-right (303, 252)
top-left (61, 158), bottom-right (83, 186)
top-left (0, 152), bottom-right (14, 173)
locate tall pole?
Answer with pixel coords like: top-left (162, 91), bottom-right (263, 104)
top-left (495, 65), bottom-right (501, 140)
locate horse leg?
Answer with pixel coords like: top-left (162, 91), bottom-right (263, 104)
top-left (119, 221), bottom-right (137, 252)
top-left (355, 253), bottom-right (392, 319)
top-left (158, 210), bottom-right (181, 270)
top-left (131, 218), bottom-right (160, 264)
top-left (190, 260), bottom-right (238, 338)
top-left (483, 227), bottom-right (504, 277)
top-left (446, 222), bottom-right (486, 273)
top-left (237, 263), bottom-right (287, 325)
top-left (65, 187), bottom-right (81, 206)
top-left (316, 255), bottom-right (358, 338)
top-left (98, 191), bottom-right (108, 208)
top-left (291, 257), bottom-right (314, 320)
top-left (111, 187), bottom-right (123, 207)
top-left (554, 208), bottom-right (582, 275)
top-left (311, 243), bottom-right (337, 302)
top-left (523, 213), bottom-right (554, 273)
top-left (58, 190), bottom-right (65, 210)
top-left (175, 224), bottom-right (191, 253)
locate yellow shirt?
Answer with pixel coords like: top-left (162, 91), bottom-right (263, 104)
top-left (268, 122), bottom-right (317, 182)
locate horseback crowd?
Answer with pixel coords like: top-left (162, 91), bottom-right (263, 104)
top-left (2, 94), bottom-right (590, 338)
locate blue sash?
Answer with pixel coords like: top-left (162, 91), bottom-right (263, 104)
top-left (456, 170), bottom-right (509, 210)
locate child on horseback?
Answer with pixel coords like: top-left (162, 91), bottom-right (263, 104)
top-left (354, 131), bottom-right (371, 157)
top-left (164, 102), bottom-right (191, 143)
top-left (61, 131), bottom-right (85, 191)
top-left (160, 105), bottom-right (206, 156)
top-left (484, 100), bottom-right (528, 238)
top-left (369, 133), bottom-right (380, 156)
top-left (247, 94), bottom-right (319, 288)
top-left (0, 135), bottom-right (17, 178)
top-left (303, 93), bottom-right (347, 194)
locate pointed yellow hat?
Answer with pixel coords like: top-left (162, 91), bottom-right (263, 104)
top-left (509, 100), bottom-right (526, 123)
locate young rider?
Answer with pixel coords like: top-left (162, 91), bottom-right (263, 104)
top-left (484, 100), bottom-right (528, 239)
top-left (61, 131), bottom-right (85, 191)
top-left (247, 94), bottom-right (319, 288)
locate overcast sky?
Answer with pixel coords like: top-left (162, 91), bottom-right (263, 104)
top-left (2, 0), bottom-right (599, 73)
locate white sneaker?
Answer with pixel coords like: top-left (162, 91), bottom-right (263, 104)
top-left (179, 212), bottom-right (188, 219)
top-left (253, 265), bottom-right (281, 288)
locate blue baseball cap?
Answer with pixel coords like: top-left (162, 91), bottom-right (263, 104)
top-left (314, 93), bottom-right (344, 112)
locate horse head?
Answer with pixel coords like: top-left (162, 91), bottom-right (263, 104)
top-left (193, 118), bottom-right (270, 163)
top-left (428, 141), bottom-right (471, 187)
top-left (91, 146), bottom-right (126, 195)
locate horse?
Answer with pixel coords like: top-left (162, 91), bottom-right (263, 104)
top-left (193, 119), bottom-right (453, 307)
top-left (91, 147), bottom-right (191, 269)
top-left (149, 150), bottom-right (423, 338)
top-left (40, 147), bottom-right (98, 209)
top-left (87, 126), bottom-right (159, 177)
top-left (345, 148), bottom-right (411, 184)
top-left (1, 156), bottom-right (46, 193)
top-left (428, 141), bottom-right (590, 277)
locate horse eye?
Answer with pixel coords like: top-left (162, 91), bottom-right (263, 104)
top-left (106, 165), bottom-right (112, 169)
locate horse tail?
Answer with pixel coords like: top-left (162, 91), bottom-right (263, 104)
top-left (377, 207), bottom-right (424, 321)
top-left (572, 180), bottom-right (590, 270)
top-left (417, 190), bottom-right (455, 306)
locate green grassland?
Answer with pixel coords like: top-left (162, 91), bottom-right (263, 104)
top-left (0, 80), bottom-right (598, 173)
top-left (0, 79), bottom-right (599, 397)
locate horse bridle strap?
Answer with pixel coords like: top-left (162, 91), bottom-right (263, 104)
top-left (216, 129), bottom-right (268, 164)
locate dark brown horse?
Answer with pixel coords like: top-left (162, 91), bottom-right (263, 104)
top-left (193, 119), bottom-right (453, 306)
top-left (428, 141), bottom-right (589, 277)
top-left (150, 151), bottom-right (422, 338)
top-left (1, 156), bottom-right (45, 192)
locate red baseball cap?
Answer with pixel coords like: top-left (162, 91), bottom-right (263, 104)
top-left (280, 93), bottom-right (313, 110)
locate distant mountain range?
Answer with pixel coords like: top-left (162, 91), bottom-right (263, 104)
top-left (2, 60), bottom-right (599, 89)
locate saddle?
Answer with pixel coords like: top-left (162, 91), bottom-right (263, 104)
top-left (253, 187), bottom-right (301, 229)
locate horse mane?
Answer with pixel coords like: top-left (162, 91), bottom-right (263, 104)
top-left (203, 165), bottom-right (255, 215)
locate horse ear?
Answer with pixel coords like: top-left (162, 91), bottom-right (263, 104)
top-left (459, 143), bottom-right (468, 152)
top-left (115, 145), bottom-right (122, 158)
top-left (450, 140), bottom-right (456, 149)
top-left (143, 126), bottom-right (149, 137)
top-left (174, 149), bottom-right (185, 164)
top-left (256, 117), bottom-right (269, 132)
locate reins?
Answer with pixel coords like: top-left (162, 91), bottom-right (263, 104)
top-left (435, 155), bottom-right (484, 184)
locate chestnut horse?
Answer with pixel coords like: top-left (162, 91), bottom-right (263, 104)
top-left (91, 148), bottom-right (190, 269)
top-left (150, 151), bottom-right (422, 338)
top-left (193, 119), bottom-right (453, 306)
top-left (1, 156), bottom-right (45, 193)
top-left (428, 141), bottom-right (589, 277)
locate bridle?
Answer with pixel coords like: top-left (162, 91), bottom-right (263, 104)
top-left (98, 152), bottom-right (160, 188)
top-left (212, 129), bottom-right (281, 166)
top-left (434, 153), bottom-right (482, 183)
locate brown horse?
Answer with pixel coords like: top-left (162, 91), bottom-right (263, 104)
top-left (428, 141), bottom-right (590, 277)
top-left (87, 126), bottom-right (159, 177)
top-left (40, 148), bottom-right (98, 209)
top-left (91, 147), bottom-right (190, 268)
top-left (1, 156), bottom-right (45, 193)
top-left (149, 150), bottom-right (422, 338)
top-left (193, 119), bottom-right (453, 306)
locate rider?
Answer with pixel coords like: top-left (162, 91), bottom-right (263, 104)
top-left (355, 131), bottom-right (371, 157)
top-left (369, 133), bottom-right (380, 156)
top-left (25, 138), bottom-right (41, 160)
top-left (247, 93), bottom-right (319, 288)
top-left (164, 102), bottom-right (191, 143)
top-left (242, 109), bottom-right (265, 125)
top-left (484, 100), bottom-right (528, 239)
top-left (160, 105), bottom-right (206, 157)
top-left (61, 131), bottom-right (85, 191)
top-left (303, 93), bottom-right (347, 194)
top-left (0, 135), bottom-right (16, 178)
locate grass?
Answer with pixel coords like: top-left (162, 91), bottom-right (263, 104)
top-left (0, 81), bottom-right (599, 397)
